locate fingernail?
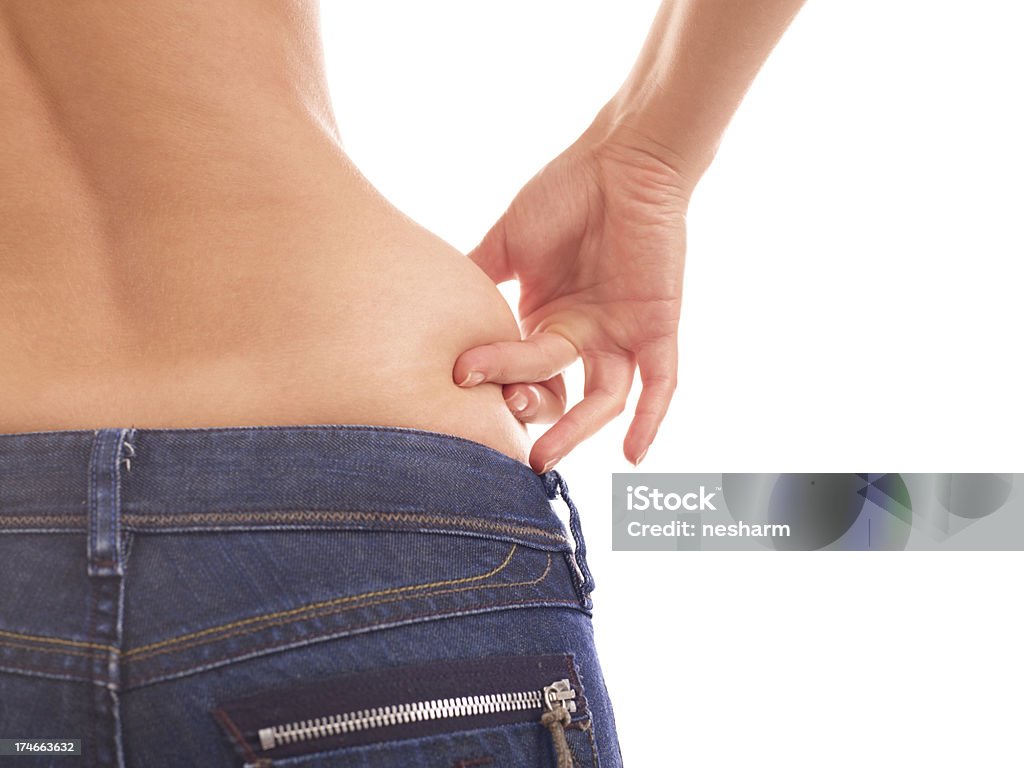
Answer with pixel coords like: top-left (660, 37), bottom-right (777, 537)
top-left (505, 391), bottom-right (528, 413)
top-left (633, 448), bottom-right (648, 466)
top-left (459, 371), bottom-right (485, 386)
top-left (541, 457), bottom-right (562, 474)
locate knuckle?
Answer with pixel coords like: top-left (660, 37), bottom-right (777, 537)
top-left (634, 408), bottom-right (659, 424)
top-left (648, 372), bottom-right (677, 394)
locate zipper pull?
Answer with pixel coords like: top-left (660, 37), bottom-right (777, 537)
top-left (540, 679), bottom-right (576, 768)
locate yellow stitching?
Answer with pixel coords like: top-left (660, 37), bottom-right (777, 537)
top-left (0, 510), bottom-right (567, 543)
top-left (0, 628), bottom-right (117, 653)
top-left (124, 543), bottom-right (519, 658)
top-left (119, 510), bottom-right (567, 543)
top-left (0, 638), bottom-right (97, 658)
top-left (0, 552), bottom-right (556, 669)
top-left (128, 554), bottom-right (554, 663)
top-left (129, 554), bottom-right (553, 662)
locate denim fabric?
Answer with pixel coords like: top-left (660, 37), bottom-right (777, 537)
top-left (0, 425), bottom-right (623, 767)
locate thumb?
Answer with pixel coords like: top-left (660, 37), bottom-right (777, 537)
top-left (467, 214), bottom-right (514, 284)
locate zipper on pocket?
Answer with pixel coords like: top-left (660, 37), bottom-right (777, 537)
top-left (213, 654), bottom-right (588, 762)
top-left (258, 676), bottom-right (577, 755)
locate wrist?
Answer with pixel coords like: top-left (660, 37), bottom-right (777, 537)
top-left (574, 103), bottom-right (699, 208)
top-left (580, 95), bottom-right (714, 200)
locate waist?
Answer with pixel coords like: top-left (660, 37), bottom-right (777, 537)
top-left (0, 154), bottom-right (530, 460)
top-left (0, 425), bottom-right (564, 547)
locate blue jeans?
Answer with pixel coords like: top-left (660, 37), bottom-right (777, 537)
top-left (0, 425), bottom-right (623, 767)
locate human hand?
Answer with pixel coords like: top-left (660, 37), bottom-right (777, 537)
top-left (453, 129), bottom-right (692, 473)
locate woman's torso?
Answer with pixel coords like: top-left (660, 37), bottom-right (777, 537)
top-left (0, 0), bottom-right (529, 462)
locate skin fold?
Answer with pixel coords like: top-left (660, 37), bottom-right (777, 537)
top-left (0, 0), bottom-right (805, 472)
top-left (0, 0), bottom-right (529, 462)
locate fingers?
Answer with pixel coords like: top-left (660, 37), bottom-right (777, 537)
top-left (459, 334), bottom-right (676, 469)
top-left (623, 337), bottom-right (678, 465)
top-left (453, 332), bottom-right (578, 387)
top-left (503, 377), bottom-right (567, 424)
top-left (466, 215), bottom-right (514, 284)
top-left (528, 353), bottom-right (636, 474)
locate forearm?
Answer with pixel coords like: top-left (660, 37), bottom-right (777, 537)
top-left (590, 0), bottom-right (806, 193)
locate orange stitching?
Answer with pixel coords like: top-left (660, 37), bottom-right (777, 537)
top-left (0, 546), bottom-right (561, 669)
top-left (120, 509), bottom-right (567, 543)
top-left (124, 543), bottom-right (519, 658)
top-left (128, 554), bottom-right (553, 663)
top-left (127, 594), bottom-right (581, 690)
top-left (0, 628), bottom-right (117, 653)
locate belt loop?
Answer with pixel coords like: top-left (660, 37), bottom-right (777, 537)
top-left (543, 470), bottom-right (596, 602)
top-left (85, 427), bottom-right (131, 767)
top-left (87, 428), bottom-right (132, 577)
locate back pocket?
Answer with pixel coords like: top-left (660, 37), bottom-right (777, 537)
top-left (212, 652), bottom-right (599, 768)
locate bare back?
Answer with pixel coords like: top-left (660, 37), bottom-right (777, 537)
top-left (0, 1), bottom-right (528, 462)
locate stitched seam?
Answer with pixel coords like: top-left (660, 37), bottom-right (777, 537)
top-left (124, 543), bottom-right (519, 658)
top-left (564, 716), bottom-right (599, 767)
top-left (127, 595), bottom-right (581, 689)
top-left (0, 516), bottom-right (86, 528)
top-left (0, 639), bottom-right (97, 658)
top-left (0, 659), bottom-right (94, 682)
top-left (88, 431), bottom-right (101, 570)
top-left (0, 508), bottom-right (566, 541)
top-left (6, 563), bottom-right (564, 681)
top-left (586, 717), bottom-right (599, 768)
top-left (119, 510), bottom-right (566, 542)
top-left (86, 555), bottom-right (102, 765)
top-left (128, 554), bottom-right (553, 663)
top-left (213, 706), bottom-right (259, 765)
top-left (111, 429), bottom-right (122, 573)
top-left (0, 543), bottom-right (518, 657)
top-left (0, 544), bottom-right (550, 661)
top-left (0, 628), bottom-right (118, 653)
top-left (565, 652), bottom-right (599, 767)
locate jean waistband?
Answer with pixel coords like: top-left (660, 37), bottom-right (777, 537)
top-left (0, 425), bottom-right (591, 581)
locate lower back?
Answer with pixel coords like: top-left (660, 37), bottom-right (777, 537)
top-left (0, 1), bottom-right (529, 462)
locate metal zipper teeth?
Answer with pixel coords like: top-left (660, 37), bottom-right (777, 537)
top-left (258, 679), bottom-right (574, 751)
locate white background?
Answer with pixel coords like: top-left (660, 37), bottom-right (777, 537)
top-left (321, 2), bottom-right (1023, 765)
